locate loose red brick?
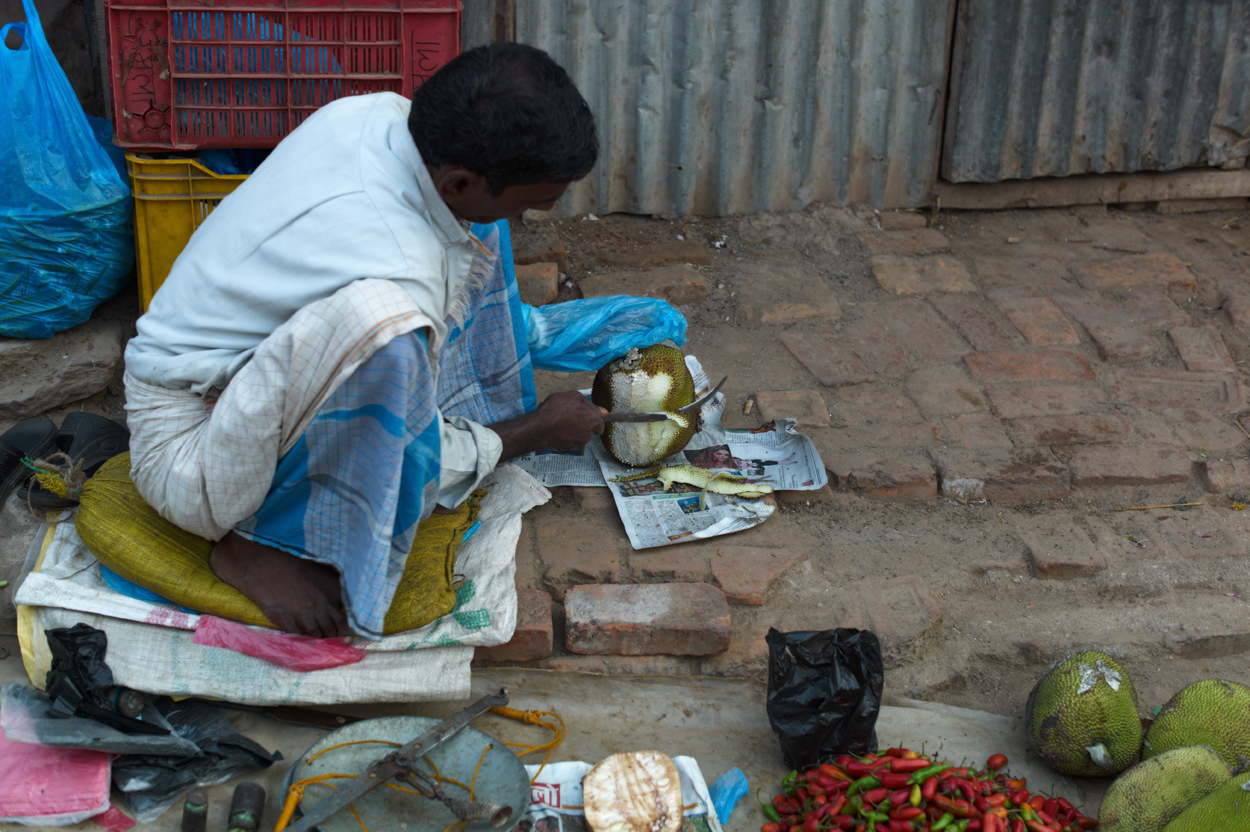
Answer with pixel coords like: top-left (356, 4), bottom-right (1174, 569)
top-left (1017, 517), bottom-right (1107, 579)
top-left (699, 613), bottom-right (773, 678)
top-left (1161, 406), bottom-right (1247, 452)
top-left (1117, 288), bottom-right (1188, 329)
top-left (564, 583), bottom-right (731, 656)
top-left (473, 589), bottom-right (553, 663)
top-left (1126, 410), bottom-right (1181, 445)
top-left (1071, 252), bottom-right (1198, 292)
top-left (927, 295), bottom-right (1020, 351)
top-left (871, 255), bottom-right (976, 295)
top-left (833, 575), bottom-right (941, 666)
top-left (856, 227), bottom-right (951, 257)
top-left (1052, 290), bottom-right (1158, 361)
top-left (827, 450), bottom-right (937, 501)
top-left (873, 298), bottom-right (970, 363)
top-left (1164, 628), bottom-right (1250, 658)
top-left (1220, 286), bottom-right (1250, 327)
top-left (986, 384), bottom-right (1107, 418)
top-left (987, 286), bottom-right (1080, 346)
top-left (934, 449), bottom-right (1070, 502)
top-left (586, 239), bottom-right (711, 269)
top-left (534, 514), bottom-right (623, 593)
top-left (513, 227), bottom-right (570, 273)
top-left (580, 264), bottom-right (707, 305)
top-left (737, 254), bottom-right (843, 324)
top-left (964, 350), bottom-right (1094, 384)
top-left (1068, 444), bottom-right (1194, 486)
top-left (515, 262), bottom-right (558, 306)
top-left (627, 549), bottom-right (708, 583)
top-left (1169, 325), bottom-right (1235, 372)
top-left (941, 413), bottom-right (1014, 449)
top-left (831, 382), bottom-right (924, 425)
top-left (904, 364), bottom-right (988, 419)
top-left (710, 545), bottom-right (807, 605)
top-left (1196, 459), bottom-right (1250, 494)
top-left (841, 316), bottom-right (908, 372)
top-left (1116, 368), bottom-right (1241, 411)
top-left (754, 389), bottom-right (832, 427)
top-left (779, 329), bottom-right (875, 388)
top-left (1009, 413), bottom-right (1130, 447)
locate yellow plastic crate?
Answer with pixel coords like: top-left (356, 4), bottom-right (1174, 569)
top-left (127, 155), bottom-right (249, 310)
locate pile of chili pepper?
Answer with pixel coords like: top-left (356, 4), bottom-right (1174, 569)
top-left (757, 748), bottom-right (1098, 832)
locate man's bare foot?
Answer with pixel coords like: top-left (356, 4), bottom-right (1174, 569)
top-left (210, 532), bottom-right (349, 638)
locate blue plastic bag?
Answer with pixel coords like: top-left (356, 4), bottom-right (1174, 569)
top-left (0, 0), bottom-right (134, 339)
top-left (522, 296), bottom-right (688, 372)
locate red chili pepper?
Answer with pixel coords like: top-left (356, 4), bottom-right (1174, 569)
top-left (884, 747), bottom-right (910, 758)
top-left (1075, 819), bottom-right (1098, 830)
top-left (985, 754), bottom-right (1008, 772)
top-left (887, 822), bottom-right (912, 832)
top-left (889, 806), bottom-right (924, 821)
top-left (818, 775), bottom-right (839, 790)
top-left (828, 780), bottom-right (851, 793)
top-left (802, 815), bottom-right (820, 832)
top-left (1028, 796), bottom-right (1045, 812)
top-left (966, 819), bottom-right (982, 831)
top-left (974, 797), bottom-right (989, 813)
top-left (797, 787), bottom-right (810, 803)
top-left (1010, 790), bottom-right (1030, 806)
top-left (1043, 799), bottom-right (1059, 817)
top-left (846, 762), bottom-right (874, 778)
top-left (921, 776), bottom-right (938, 801)
top-left (831, 815), bottom-right (853, 830)
top-left (931, 796), bottom-right (974, 819)
top-left (887, 758), bottom-right (932, 773)
top-left (818, 764), bottom-right (844, 780)
top-left (1010, 821), bottom-right (1025, 832)
top-left (864, 788), bottom-right (889, 805)
top-left (813, 794), bottom-right (828, 807)
top-left (959, 781), bottom-right (980, 803)
top-left (834, 756), bottom-right (852, 768)
top-left (1033, 809), bottom-right (1055, 826)
top-left (888, 789), bottom-right (910, 807)
top-left (1054, 797), bottom-right (1074, 814)
top-left (986, 794), bottom-right (1007, 808)
top-left (805, 770), bottom-right (822, 784)
top-left (982, 813), bottom-right (998, 832)
top-left (879, 773), bottom-right (912, 790)
top-left (867, 757), bottom-right (894, 770)
top-left (826, 795), bottom-right (847, 818)
top-left (1023, 821), bottom-right (1049, 832)
top-left (762, 824), bottom-right (785, 832)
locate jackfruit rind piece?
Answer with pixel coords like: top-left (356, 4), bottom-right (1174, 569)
top-left (1098, 745), bottom-right (1231, 832)
top-left (1144, 679), bottom-right (1250, 772)
top-left (593, 344), bottom-right (698, 467)
top-left (1026, 650), bottom-right (1143, 777)
top-left (583, 750), bottom-right (684, 832)
top-left (1163, 770), bottom-right (1250, 832)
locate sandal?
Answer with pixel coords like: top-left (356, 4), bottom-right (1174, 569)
top-left (19, 412), bottom-right (130, 509)
top-left (0, 418), bottom-right (58, 506)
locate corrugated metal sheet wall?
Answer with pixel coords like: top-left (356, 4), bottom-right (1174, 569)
top-left (516, 0), bottom-right (954, 217)
top-left (943, 0), bottom-right (1250, 183)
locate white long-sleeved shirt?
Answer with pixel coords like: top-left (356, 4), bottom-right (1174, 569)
top-left (124, 93), bottom-right (501, 504)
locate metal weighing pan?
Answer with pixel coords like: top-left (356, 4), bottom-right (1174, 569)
top-left (282, 715), bottom-right (531, 832)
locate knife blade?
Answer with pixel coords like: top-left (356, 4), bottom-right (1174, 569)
top-left (599, 375), bottom-right (729, 424)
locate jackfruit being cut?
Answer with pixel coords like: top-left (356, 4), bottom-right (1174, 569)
top-left (1098, 745), bottom-right (1231, 832)
top-left (592, 342), bottom-right (699, 467)
top-left (1143, 678), bottom-right (1250, 772)
top-left (1026, 649), bottom-right (1143, 777)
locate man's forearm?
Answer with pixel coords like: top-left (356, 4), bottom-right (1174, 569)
top-left (489, 390), bottom-right (606, 461)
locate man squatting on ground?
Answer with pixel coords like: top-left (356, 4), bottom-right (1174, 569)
top-left (122, 44), bottom-right (611, 639)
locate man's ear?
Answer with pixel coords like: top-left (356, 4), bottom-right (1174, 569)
top-left (431, 165), bottom-right (485, 203)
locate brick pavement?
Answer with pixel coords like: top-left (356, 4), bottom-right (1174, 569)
top-left (476, 209), bottom-right (1250, 698)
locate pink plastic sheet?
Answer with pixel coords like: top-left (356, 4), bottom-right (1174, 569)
top-left (0, 721), bottom-right (111, 824)
top-left (193, 615), bottom-right (366, 672)
top-left (93, 805), bottom-right (137, 831)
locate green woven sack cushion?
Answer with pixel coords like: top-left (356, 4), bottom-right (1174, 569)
top-left (75, 453), bottom-right (480, 635)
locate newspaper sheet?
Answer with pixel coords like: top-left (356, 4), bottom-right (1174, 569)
top-left (521, 757), bottom-right (724, 832)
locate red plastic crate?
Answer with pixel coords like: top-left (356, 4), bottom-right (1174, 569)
top-left (105, 0), bottom-right (460, 150)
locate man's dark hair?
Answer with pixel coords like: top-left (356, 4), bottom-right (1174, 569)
top-left (410, 42), bottom-right (598, 194)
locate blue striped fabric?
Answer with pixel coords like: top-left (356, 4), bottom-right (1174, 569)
top-left (229, 220), bottom-right (533, 638)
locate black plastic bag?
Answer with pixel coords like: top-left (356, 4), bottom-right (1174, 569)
top-left (44, 624), bottom-right (167, 735)
top-left (765, 628), bottom-right (884, 768)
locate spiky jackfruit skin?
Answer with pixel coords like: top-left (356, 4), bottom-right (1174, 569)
top-left (592, 344), bottom-right (697, 467)
top-left (1144, 679), bottom-right (1250, 772)
top-left (1098, 746), bottom-right (1230, 832)
top-left (1163, 770), bottom-right (1250, 832)
top-left (1026, 650), bottom-right (1142, 777)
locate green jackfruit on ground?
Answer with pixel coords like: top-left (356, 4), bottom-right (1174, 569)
top-left (1163, 769), bottom-right (1250, 832)
top-left (1026, 650), bottom-right (1143, 777)
top-left (1144, 679), bottom-right (1250, 772)
top-left (592, 343), bottom-right (697, 467)
top-left (1098, 745), bottom-right (1231, 832)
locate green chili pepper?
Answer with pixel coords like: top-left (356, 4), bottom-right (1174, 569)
top-left (907, 763), bottom-right (951, 785)
top-left (956, 820), bottom-right (970, 832)
top-left (756, 790), bottom-right (782, 823)
top-left (782, 770), bottom-right (799, 795)
top-left (846, 776), bottom-right (880, 798)
top-left (932, 813), bottom-right (955, 831)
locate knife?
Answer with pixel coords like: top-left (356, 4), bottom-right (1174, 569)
top-left (600, 375), bottom-right (728, 424)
